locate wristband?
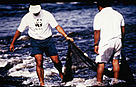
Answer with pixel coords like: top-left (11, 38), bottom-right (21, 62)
top-left (94, 43), bottom-right (98, 46)
top-left (65, 35), bottom-right (68, 38)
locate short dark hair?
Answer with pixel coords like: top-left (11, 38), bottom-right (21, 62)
top-left (29, 0), bottom-right (41, 5)
top-left (97, 0), bottom-right (113, 8)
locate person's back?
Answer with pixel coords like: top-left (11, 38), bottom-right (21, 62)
top-left (95, 7), bottom-right (124, 46)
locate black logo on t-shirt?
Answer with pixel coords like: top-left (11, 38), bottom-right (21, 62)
top-left (35, 19), bottom-right (42, 27)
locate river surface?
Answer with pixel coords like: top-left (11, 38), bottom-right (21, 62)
top-left (0, 3), bottom-right (136, 86)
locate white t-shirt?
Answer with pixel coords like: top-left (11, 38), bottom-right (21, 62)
top-left (93, 7), bottom-right (125, 46)
top-left (18, 10), bottom-right (58, 40)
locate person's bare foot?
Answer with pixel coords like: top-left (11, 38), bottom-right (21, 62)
top-left (40, 82), bottom-right (45, 86)
top-left (93, 81), bottom-right (105, 86)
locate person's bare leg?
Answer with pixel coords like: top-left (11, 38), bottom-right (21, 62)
top-left (113, 59), bottom-right (120, 81)
top-left (50, 55), bottom-right (63, 79)
top-left (35, 54), bottom-right (44, 86)
top-left (97, 63), bottom-right (105, 82)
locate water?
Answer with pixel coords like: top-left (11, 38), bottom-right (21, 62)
top-left (0, 3), bottom-right (136, 86)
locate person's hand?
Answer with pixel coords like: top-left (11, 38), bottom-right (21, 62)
top-left (66, 36), bottom-right (74, 42)
top-left (10, 43), bottom-right (14, 52)
top-left (94, 45), bottom-right (99, 54)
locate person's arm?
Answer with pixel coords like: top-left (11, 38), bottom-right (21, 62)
top-left (10, 30), bottom-right (21, 52)
top-left (121, 26), bottom-right (125, 40)
top-left (55, 25), bottom-right (74, 42)
top-left (121, 26), bottom-right (125, 47)
top-left (94, 30), bottom-right (100, 54)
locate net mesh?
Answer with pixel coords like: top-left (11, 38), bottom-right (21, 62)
top-left (63, 41), bottom-right (112, 82)
top-left (63, 41), bottom-right (134, 83)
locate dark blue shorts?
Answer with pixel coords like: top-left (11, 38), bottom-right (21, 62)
top-left (30, 36), bottom-right (58, 57)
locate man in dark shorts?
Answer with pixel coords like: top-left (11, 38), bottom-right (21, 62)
top-left (10, 4), bottom-right (73, 86)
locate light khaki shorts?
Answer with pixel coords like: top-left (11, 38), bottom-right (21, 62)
top-left (95, 38), bottom-right (122, 63)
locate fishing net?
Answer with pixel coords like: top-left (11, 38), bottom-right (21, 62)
top-left (63, 41), bottom-right (113, 82)
top-left (63, 41), bottom-right (134, 83)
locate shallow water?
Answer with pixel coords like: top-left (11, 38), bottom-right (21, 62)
top-left (0, 3), bottom-right (136, 86)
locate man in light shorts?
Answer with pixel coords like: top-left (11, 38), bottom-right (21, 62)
top-left (93, 0), bottom-right (125, 86)
top-left (10, 4), bottom-right (73, 86)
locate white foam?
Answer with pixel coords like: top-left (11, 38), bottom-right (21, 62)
top-left (109, 78), bottom-right (126, 85)
top-left (78, 37), bottom-right (82, 40)
top-left (51, 68), bottom-right (58, 74)
top-left (3, 54), bottom-right (8, 57)
top-left (76, 83), bottom-right (86, 87)
top-left (23, 58), bottom-right (34, 64)
top-left (23, 79), bottom-right (33, 85)
top-left (44, 69), bottom-right (52, 76)
top-left (84, 78), bottom-right (97, 86)
top-left (7, 57), bottom-right (22, 63)
top-left (84, 53), bottom-right (89, 57)
top-left (9, 70), bottom-right (31, 77)
top-left (8, 63), bottom-right (26, 73)
top-left (63, 75), bottom-right (126, 87)
top-left (0, 49), bottom-right (7, 53)
top-left (65, 78), bottom-right (85, 86)
top-left (0, 59), bottom-right (8, 67)
top-left (44, 68), bottom-right (58, 76)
